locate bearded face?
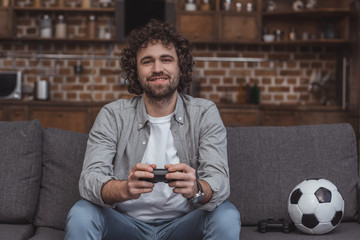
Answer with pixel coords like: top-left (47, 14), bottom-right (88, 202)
top-left (136, 41), bottom-right (180, 102)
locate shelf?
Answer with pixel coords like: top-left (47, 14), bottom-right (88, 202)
top-left (177, 10), bottom-right (216, 15)
top-left (262, 9), bottom-right (352, 19)
top-left (0, 37), bottom-right (115, 43)
top-left (261, 39), bottom-right (353, 45)
top-left (12, 7), bottom-right (115, 12)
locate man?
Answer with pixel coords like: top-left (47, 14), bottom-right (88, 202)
top-left (65, 19), bottom-right (241, 240)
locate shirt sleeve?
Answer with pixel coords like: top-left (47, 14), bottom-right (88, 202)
top-left (196, 104), bottom-right (230, 211)
top-left (78, 106), bottom-right (119, 208)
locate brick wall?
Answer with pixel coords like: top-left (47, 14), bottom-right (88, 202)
top-left (2, 0), bottom-right (340, 105)
top-left (193, 44), bottom-right (337, 105)
top-left (0, 41), bottom-right (338, 105)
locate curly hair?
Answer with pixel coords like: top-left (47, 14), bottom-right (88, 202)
top-left (120, 19), bottom-right (195, 95)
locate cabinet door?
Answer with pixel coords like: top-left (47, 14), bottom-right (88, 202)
top-left (0, 9), bottom-right (12, 38)
top-left (8, 107), bottom-right (27, 121)
top-left (262, 110), bottom-right (298, 126)
top-left (178, 13), bottom-right (217, 42)
top-left (30, 108), bottom-right (89, 133)
top-left (300, 111), bottom-right (347, 125)
top-left (220, 109), bottom-right (259, 126)
top-left (219, 15), bottom-right (258, 42)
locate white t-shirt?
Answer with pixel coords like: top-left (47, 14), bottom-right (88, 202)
top-left (117, 113), bottom-right (194, 222)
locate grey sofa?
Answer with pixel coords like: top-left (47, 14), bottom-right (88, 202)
top-left (0, 120), bottom-right (359, 240)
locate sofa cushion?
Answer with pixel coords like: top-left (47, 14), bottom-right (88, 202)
top-left (0, 223), bottom-right (35, 240)
top-left (34, 128), bottom-right (88, 230)
top-left (227, 123), bottom-right (359, 225)
top-left (28, 227), bottom-right (65, 240)
top-left (0, 120), bottom-right (43, 223)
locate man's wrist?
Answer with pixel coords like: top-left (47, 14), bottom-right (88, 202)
top-left (189, 179), bottom-right (204, 204)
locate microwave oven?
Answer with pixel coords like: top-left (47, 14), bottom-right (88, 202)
top-left (0, 71), bottom-right (22, 100)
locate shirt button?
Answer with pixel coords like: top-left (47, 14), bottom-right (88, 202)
top-left (139, 123), bottom-right (143, 128)
top-left (142, 140), bottom-right (146, 145)
top-left (178, 117), bottom-right (182, 121)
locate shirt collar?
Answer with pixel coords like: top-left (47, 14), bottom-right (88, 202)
top-left (136, 93), bottom-right (185, 130)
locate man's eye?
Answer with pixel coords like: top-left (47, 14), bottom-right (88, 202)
top-left (142, 60), bottom-right (152, 65)
top-left (162, 58), bottom-right (173, 63)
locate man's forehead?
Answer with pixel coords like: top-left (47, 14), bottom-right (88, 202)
top-left (137, 41), bottom-right (177, 58)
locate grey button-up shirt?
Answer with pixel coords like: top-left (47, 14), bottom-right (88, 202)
top-left (79, 93), bottom-right (230, 212)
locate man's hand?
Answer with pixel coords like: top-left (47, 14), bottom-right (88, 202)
top-left (165, 163), bottom-right (212, 203)
top-left (165, 163), bottom-right (197, 199)
top-left (101, 163), bottom-right (156, 204)
top-left (126, 163), bottom-right (156, 199)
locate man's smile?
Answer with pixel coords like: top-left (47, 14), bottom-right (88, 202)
top-left (148, 75), bottom-right (170, 83)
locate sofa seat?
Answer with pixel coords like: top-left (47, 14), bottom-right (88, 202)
top-left (0, 224), bottom-right (34, 240)
top-left (28, 227), bottom-right (65, 240)
top-left (241, 222), bottom-right (360, 240)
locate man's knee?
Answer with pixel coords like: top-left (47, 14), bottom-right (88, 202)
top-left (67, 200), bottom-right (102, 223)
top-left (65, 200), bottom-right (104, 239)
top-left (205, 201), bottom-right (241, 239)
top-left (215, 201), bottom-right (240, 227)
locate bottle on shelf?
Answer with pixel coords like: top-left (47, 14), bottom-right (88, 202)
top-left (250, 83), bottom-right (260, 104)
top-left (246, 0), bottom-right (254, 12)
top-left (55, 14), bottom-right (67, 39)
top-left (99, 0), bottom-right (111, 8)
top-left (235, 0), bottom-right (242, 12)
top-left (222, 0), bottom-right (231, 11)
top-left (87, 15), bottom-right (97, 39)
top-left (237, 81), bottom-right (245, 104)
top-left (40, 14), bottom-right (52, 38)
top-left (289, 28), bottom-right (297, 41)
top-left (245, 83), bottom-right (251, 104)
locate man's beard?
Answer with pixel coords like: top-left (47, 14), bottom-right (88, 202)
top-left (141, 73), bottom-right (179, 103)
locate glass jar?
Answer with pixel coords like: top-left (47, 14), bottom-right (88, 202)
top-left (55, 15), bottom-right (67, 38)
top-left (246, 0), bottom-right (255, 12)
top-left (57, 0), bottom-right (65, 7)
top-left (99, 0), bottom-right (111, 7)
top-left (34, 0), bottom-right (42, 7)
top-left (40, 14), bottom-right (52, 38)
top-left (185, 0), bottom-right (196, 11)
top-left (200, 0), bottom-right (211, 11)
top-left (2, 0), bottom-right (9, 7)
top-left (235, 0), bottom-right (242, 12)
top-left (82, 0), bottom-right (91, 8)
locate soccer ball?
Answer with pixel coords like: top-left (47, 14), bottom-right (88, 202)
top-left (288, 178), bottom-right (344, 234)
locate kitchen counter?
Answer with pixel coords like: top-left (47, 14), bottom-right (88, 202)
top-left (0, 100), bottom-right (354, 132)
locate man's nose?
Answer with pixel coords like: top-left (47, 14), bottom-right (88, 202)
top-left (153, 60), bottom-right (164, 73)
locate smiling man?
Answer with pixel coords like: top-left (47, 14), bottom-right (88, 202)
top-left (65, 19), bottom-right (241, 240)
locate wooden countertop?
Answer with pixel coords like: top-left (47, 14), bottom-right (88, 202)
top-left (0, 100), bottom-right (347, 112)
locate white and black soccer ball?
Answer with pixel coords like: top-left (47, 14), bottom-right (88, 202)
top-left (288, 178), bottom-right (344, 234)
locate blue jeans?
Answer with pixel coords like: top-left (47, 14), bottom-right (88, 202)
top-left (65, 199), bottom-right (241, 240)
